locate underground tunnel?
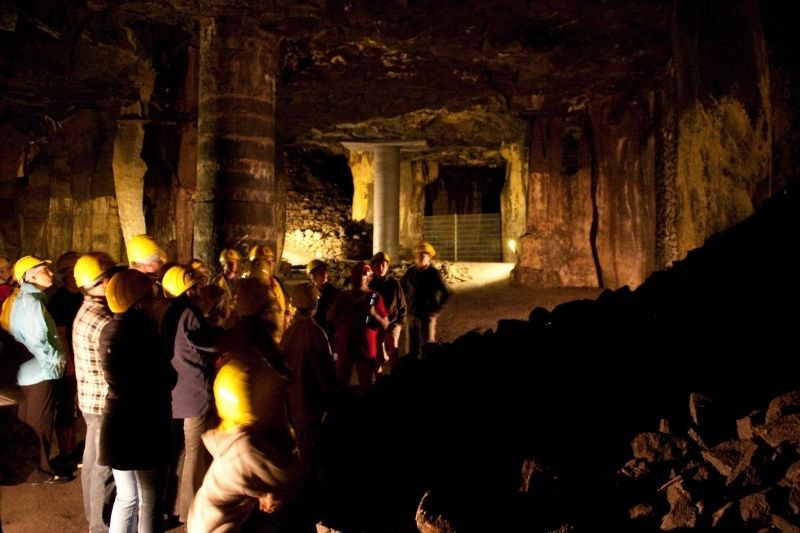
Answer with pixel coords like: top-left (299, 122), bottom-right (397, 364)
top-left (1, 0), bottom-right (800, 531)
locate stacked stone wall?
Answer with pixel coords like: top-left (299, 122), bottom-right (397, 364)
top-left (284, 189), bottom-right (350, 261)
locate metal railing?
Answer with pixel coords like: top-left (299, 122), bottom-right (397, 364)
top-left (422, 213), bottom-right (502, 262)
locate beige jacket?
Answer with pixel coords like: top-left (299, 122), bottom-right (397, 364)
top-left (187, 426), bottom-right (301, 532)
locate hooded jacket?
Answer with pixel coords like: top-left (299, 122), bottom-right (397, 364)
top-left (187, 426), bottom-right (300, 532)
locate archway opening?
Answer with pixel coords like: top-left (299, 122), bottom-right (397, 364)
top-left (423, 165), bottom-right (506, 261)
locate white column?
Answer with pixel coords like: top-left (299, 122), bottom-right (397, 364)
top-left (342, 140), bottom-right (426, 262)
top-left (373, 145), bottom-right (400, 260)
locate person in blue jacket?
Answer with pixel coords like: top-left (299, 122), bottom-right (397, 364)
top-left (8, 255), bottom-right (67, 483)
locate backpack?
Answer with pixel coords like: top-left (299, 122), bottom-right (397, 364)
top-left (0, 286), bottom-right (19, 332)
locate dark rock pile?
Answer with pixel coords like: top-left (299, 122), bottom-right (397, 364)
top-left (620, 391), bottom-right (800, 530)
top-left (318, 185), bottom-right (800, 531)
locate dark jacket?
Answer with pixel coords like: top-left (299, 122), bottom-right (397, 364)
top-left (99, 308), bottom-right (176, 470)
top-left (401, 265), bottom-right (451, 318)
top-left (313, 282), bottom-right (340, 343)
top-left (369, 275), bottom-right (407, 325)
top-left (162, 296), bottom-right (220, 419)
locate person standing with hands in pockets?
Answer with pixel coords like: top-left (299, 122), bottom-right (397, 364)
top-left (401, 242), bottom-right (450, 359)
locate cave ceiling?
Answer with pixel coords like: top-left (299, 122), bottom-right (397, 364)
top-left (0, 0), bottom-right (671, 161)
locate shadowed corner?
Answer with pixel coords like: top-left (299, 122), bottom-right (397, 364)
top-left (0, 388), bottom-right (39, 486)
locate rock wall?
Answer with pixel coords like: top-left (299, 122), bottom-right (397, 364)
top-left (2, 109), bottom-right (126, 263)
top-left (0, 124), bottom-right (29, 259)
top-left (517, 116), bottom-right (597, 287)
top-left (516, 0), bottom-right (773, 290)
top-left (589, 96), bottom-right (657, 289)
top-left (670, 0), bottom-right (771, 261)
top-left (283, 150), bottom-right (353, 262)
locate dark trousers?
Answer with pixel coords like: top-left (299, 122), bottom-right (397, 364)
top-left (407, 314), bottom-right (438, 359)
top-left (168, 415), bottom-right (213, 523)
top-left (18, 380), bottom-right (55, 481)
top-left (81, 412), bottom-right (115, 532)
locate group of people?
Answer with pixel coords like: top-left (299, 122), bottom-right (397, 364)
top-left (0, 237), bottom-right (451, 532)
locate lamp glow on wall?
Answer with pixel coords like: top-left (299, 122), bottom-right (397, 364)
top-left (508, 238), bottom-right (520, 264)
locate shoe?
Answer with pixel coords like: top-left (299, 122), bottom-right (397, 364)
top-left (30, 474), bottom-right (72, 485)
top-left (42, 474), bottom-right (73, 484)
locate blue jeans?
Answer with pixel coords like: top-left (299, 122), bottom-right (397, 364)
top-left (81, 413), bottom-right (115, 532)
top-left (110, 467), bottom-right (166, 533)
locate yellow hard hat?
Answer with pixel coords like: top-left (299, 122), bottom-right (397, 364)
top-left (13, 255), bottom-right (51, 282)
top-left (248, 244), bottom-right (275, 262)
top-left (214, 352), bottom-right (285, 430)
top-left (414, 241), bottom-right (436, 258)
top-left (161, 264), bottom-right (199, 298)
top-left (306, 259), bottom-right (328, 275)
top-left (127, 235), bottom-right (166, 266)
top-left (106, 269), bottom-right (155, 314)
top-left (291, 282), bottom-right (319, 310)
top-left (218, 248), bottom-right (241, 265)
top-left (74, 252), bottom-right (124, 289)
top-left (370, 251), bottom-right (391, 265)
top-left (248, 258), bottom-right (274, 283)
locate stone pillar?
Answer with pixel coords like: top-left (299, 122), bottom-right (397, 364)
top-left (348, 150), bottom-right (374, 222)
top-left (343, 141), bottom-right (426, 262)
top-left (499, 142), bottom-right (529, 263)
top-left (113, 102), bottom-right (148, 253)
top-left (372, 145), bottom-right (401, 260)
top-left (195, 18), bottom-right (279, 268)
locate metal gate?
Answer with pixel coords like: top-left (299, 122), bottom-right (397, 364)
top-left (422, 213), bottom-right (502, 262)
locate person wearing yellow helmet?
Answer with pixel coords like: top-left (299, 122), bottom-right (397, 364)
top-left (248, 246), bottom-right (293, 342)
top-left (127, 234), bottom-right (167, 277)
top-left (306, 258), bottom-right (340, 344)
top-left (99, 268), bottom-right (176, 533)
top-left (160, 264), bottom-right (220, 524)
top-left (280, 282), bottom-right (336, 465)
top-left (212, 248), bottom-right (242, 323)
top-left (216, 249), bottom-right (241, 287)
top-left (71, 252), bottom-right (124, 531)
top-left (186, 352), bottom-right (300, 532)
top-left (401, 241), bottom-right (451, 359)
top-left (7, 255), bottom-right (67, 483)
top-left (218, 277), bottom-right (287, 379)
top-left (369, 251), bottom-right (408, 372)
top-left (190, 258), bottom-right (210, 289)
top-left (248, 244), bottom-right (275, 263)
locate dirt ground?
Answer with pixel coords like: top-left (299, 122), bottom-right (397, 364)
top-left (0, 264), bottom-right (600, 532)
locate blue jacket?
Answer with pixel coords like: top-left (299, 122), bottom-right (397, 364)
top-left (10, 282), bottom-right (66, 385)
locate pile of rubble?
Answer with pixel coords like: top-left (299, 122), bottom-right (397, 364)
top-left (317, 185), bottom-right (800, 532)
top-left (284, 189), bottom-right (350, 260)
top-left (620, 391), bottom-right (800, 531)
